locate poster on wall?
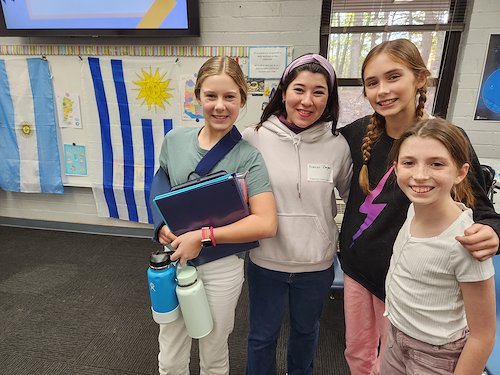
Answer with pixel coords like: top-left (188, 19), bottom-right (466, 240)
top-left (474, 34), bottom-right (500, 121)
top-left (64, 143), bottom-right (87, 176)
top-left (57, 93), bottom-right (82, 128)
top-left (181, 73), bottom-right (203, 121)
top-left (248, 46), bottom-right (288, 79)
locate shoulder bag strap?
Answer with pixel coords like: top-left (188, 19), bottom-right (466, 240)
top-left (194, 126), bottom-right (242, 177)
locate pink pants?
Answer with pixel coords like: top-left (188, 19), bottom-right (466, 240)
top-left (381, 324), bottom-right (467, 374)
top-left (344, 274), bottom-right (389, 375)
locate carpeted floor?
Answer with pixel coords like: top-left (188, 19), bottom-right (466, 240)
top-left (0, 225), bottom-right (349, 374)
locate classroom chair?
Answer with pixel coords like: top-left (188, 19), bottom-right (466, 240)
top-left (485, 255), bottom-right (500, 375)
top-left (481, 164), bottom-right (497, 205)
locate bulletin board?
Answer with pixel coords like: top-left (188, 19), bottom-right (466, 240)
top-left (0, 44), bottom-right (292, 188)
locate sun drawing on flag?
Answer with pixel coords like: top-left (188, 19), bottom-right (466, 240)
top-left (134, 67), bottom-right (174, 111)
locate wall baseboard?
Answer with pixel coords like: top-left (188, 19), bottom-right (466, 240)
top-left (0, 216), bottom-right (152, 239)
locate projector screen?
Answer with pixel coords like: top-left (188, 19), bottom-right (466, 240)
top-left (0, 0), bottom-right (200, 37)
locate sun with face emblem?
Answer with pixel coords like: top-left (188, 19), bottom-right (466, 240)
top-left (134, 67), bottom-right (174, 111)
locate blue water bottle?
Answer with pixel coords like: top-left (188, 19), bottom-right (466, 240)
top-left (147, 249), bottom-right (180, 324)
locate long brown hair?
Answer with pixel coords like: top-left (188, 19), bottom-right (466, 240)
top-left (390, 118), bottom-right (475, 208)
top-left (359, 39), bottom-right (431, 194)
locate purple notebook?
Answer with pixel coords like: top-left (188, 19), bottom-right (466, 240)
top-left (153, 173), bottom-right (259, 265)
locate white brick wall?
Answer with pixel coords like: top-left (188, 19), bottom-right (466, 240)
top-left (197, 0), bottom-right (322, 56)
top-left (448, 0), bottom-right (500, 159)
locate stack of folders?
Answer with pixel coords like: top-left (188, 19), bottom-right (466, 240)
top-left (153, 172), bottom-right (259, 265)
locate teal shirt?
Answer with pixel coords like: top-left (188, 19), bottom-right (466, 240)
top-left (159, 127), bottom-right (271, 198)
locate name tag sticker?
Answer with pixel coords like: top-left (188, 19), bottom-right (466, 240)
top-left (307, 163), bottom-right (333, 182)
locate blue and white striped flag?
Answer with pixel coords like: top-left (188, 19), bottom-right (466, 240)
top-left (0, 58), bottom-right (63, 194)
top-left (84, 57), bottom-right (180, 224)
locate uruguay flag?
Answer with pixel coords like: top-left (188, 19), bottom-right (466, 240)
top-left (84, 57), bottom-right (180, 224)
top-left (0, 58), bottom-right (63, 194)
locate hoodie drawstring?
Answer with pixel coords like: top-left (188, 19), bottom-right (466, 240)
top-left (292, 137), bottom-right (302, 198)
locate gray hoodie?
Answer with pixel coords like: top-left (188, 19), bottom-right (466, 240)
top-left (243, 115), bottom-right (352, 273)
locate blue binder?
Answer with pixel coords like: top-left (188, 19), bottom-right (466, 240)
top-left (153, 173), bottom-right (259, 265)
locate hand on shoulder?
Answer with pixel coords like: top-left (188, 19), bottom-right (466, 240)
top-left (456, 223), bottom-right (499, 261)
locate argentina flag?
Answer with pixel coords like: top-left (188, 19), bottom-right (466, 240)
top-left (0, 58), bottom-right (63, 194)
top-left (84, 57), bottom-right (180, 224)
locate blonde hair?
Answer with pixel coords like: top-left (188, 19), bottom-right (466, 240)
top-left (359, 39), bottom-right (431, 194)
top-left (194, 56), bottom-right (248, 106)
top-left (390, 118), bottom-right (475, 208)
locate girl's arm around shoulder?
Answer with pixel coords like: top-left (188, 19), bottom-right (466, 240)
top-left (456, 223), bottom-right (499, 260)
top-left (454, 276), bottom-right (496, 375)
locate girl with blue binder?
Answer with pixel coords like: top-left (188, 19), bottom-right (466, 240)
top-left (154, 56), bottom-right (277, 375)
top-left (243, 54), bottom-right (352, 374)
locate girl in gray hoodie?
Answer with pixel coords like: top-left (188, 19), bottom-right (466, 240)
top-left (243, 54), bottom-right (352, 375)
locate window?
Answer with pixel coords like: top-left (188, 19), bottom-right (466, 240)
top-left (320, 0), bottom-right (468, 126)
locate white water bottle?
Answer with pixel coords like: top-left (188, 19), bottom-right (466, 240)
top-left (176, 265), bottom-right (213, 339)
